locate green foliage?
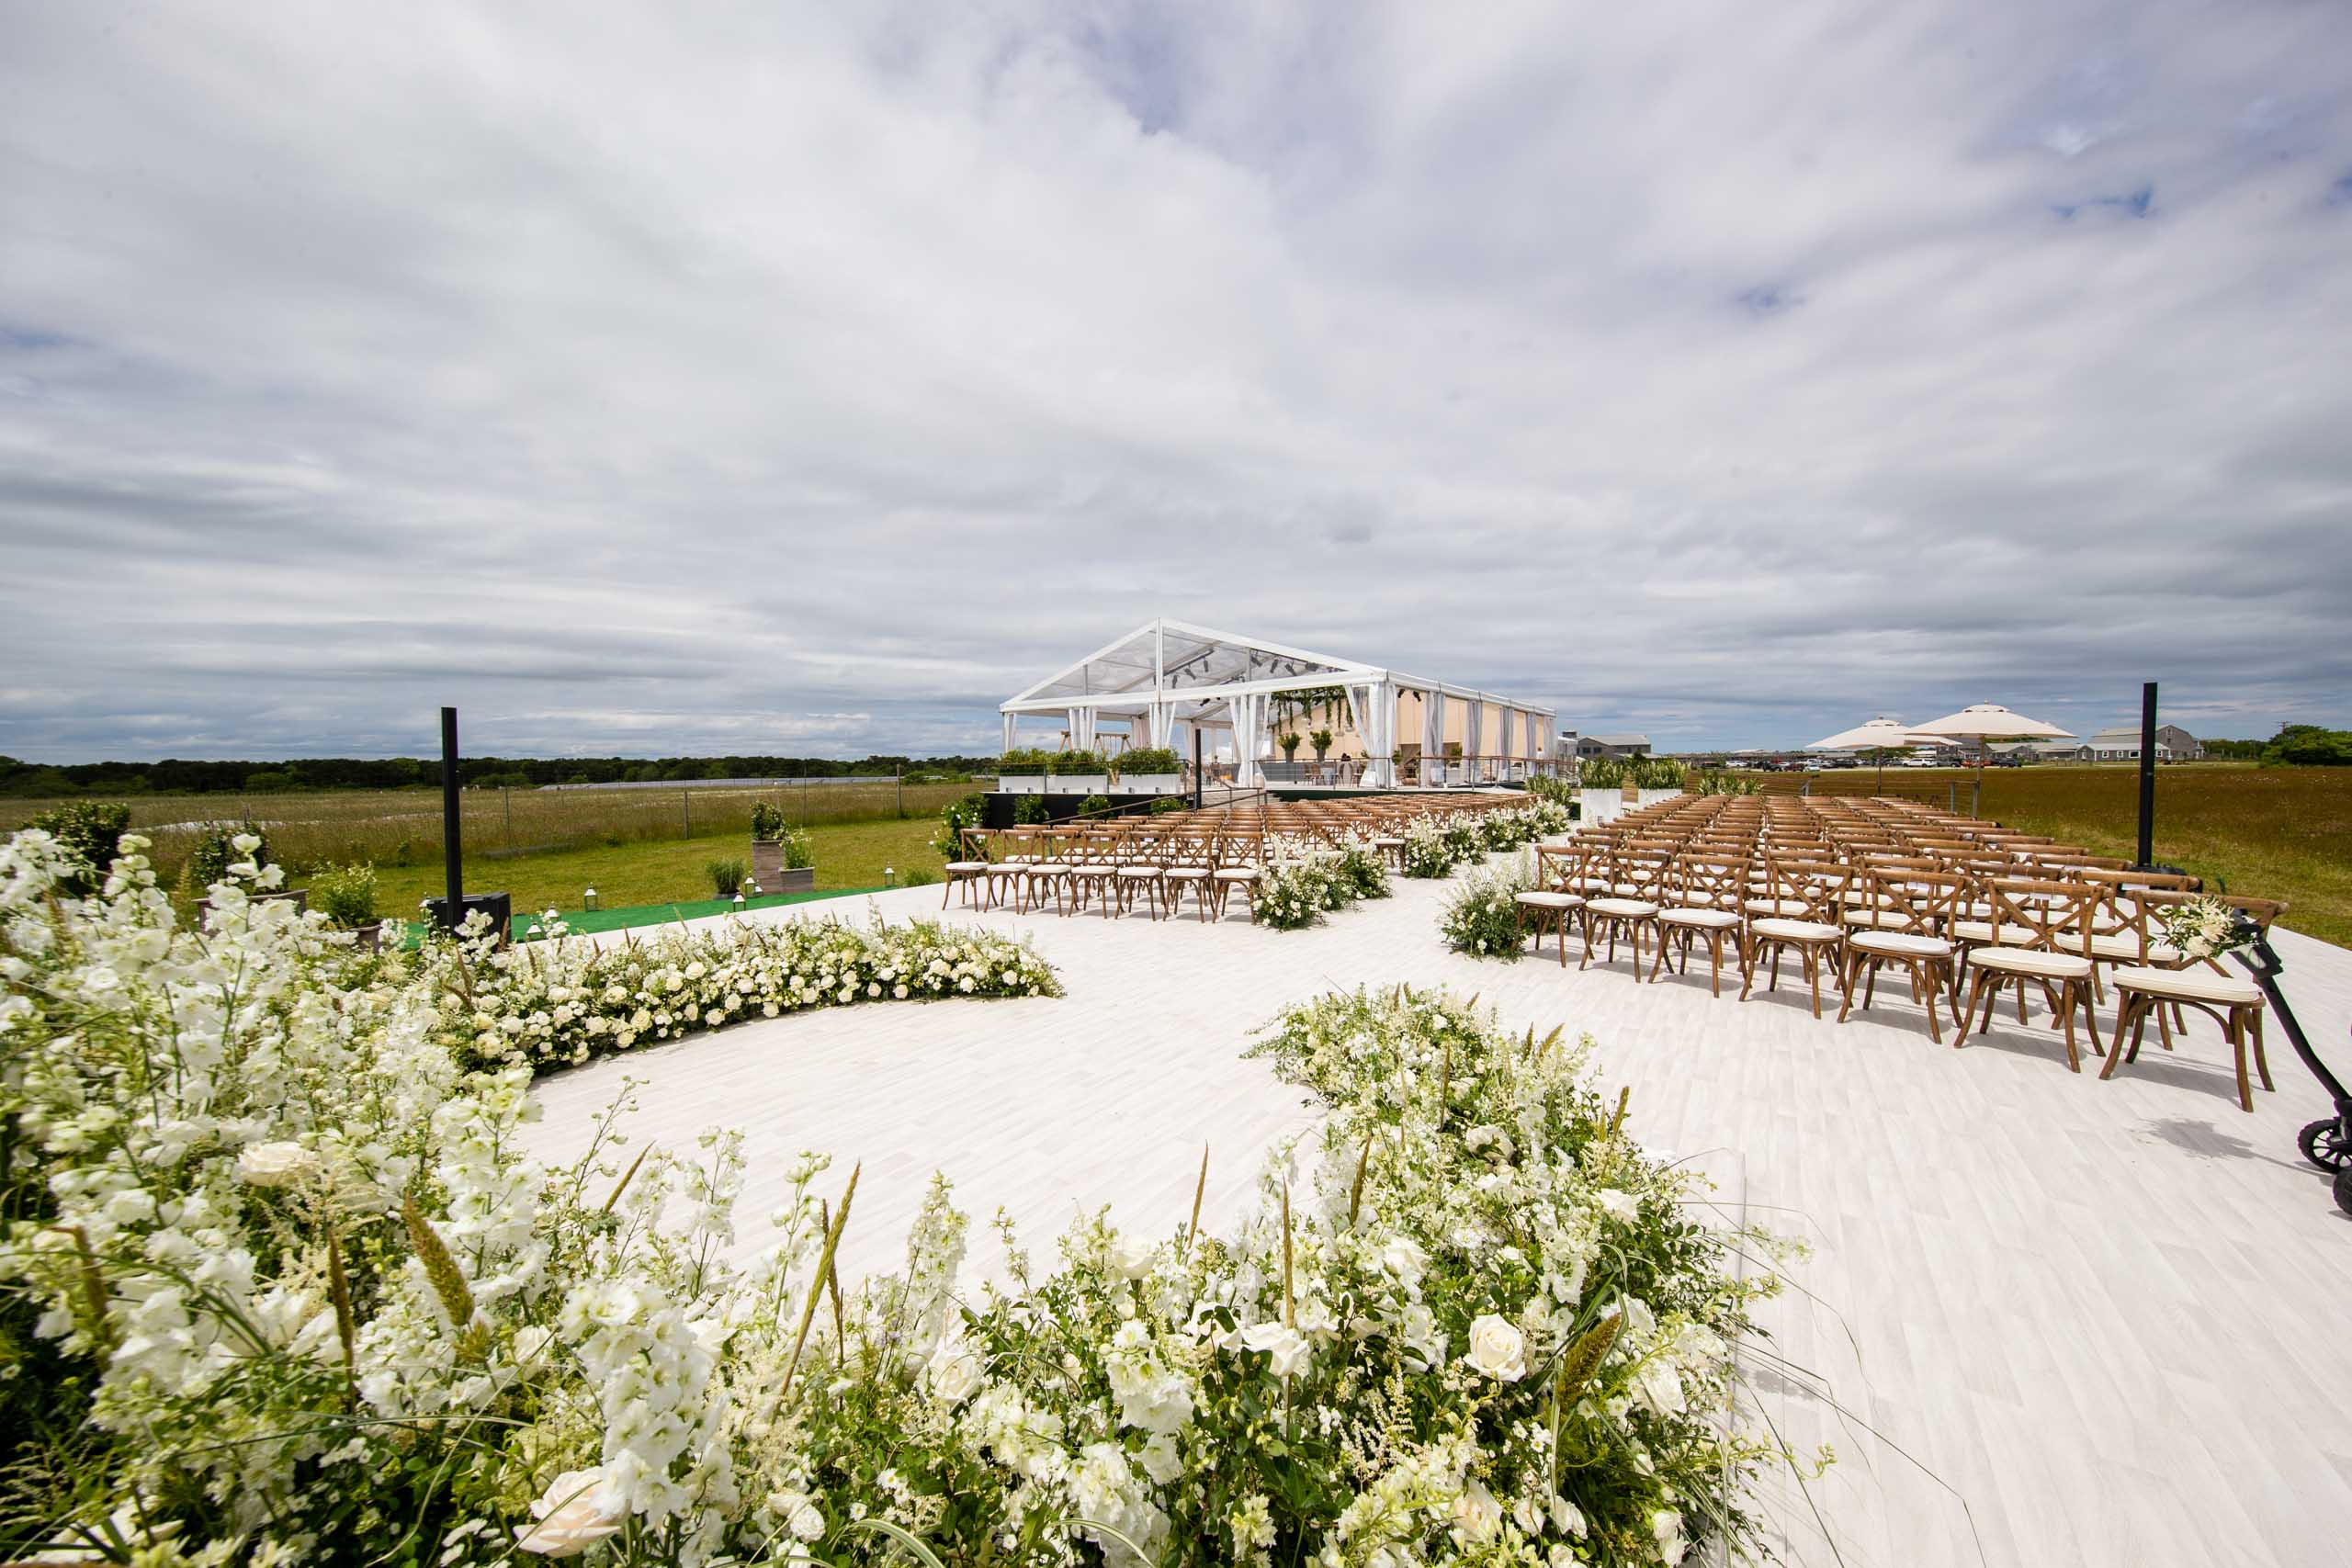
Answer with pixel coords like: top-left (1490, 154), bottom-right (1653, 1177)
top-left (933, 792), bottom-right (986, 859)
top-left (707, 858), bottom-right (748, 897)
top-left (308, 863), bottom-right (379, 928)
top-left (25, 801), bottom-right (130, 896)
top-left (750, 801), bottom-right (787, 840)
top-left (2260, 724), bottom-right (2352, 766)
top-left (1077, 794), bottom-right (1114, 818)
top-left (1278, 732), bottom-right (1304, 760)
top-left (775, 824), bottom-right (816, 869)
top-left (1634, 756), bottom-right (1690, 789)
top-left (999, 749), bottom-right (1110, 776)
top-left (1013, 795), bottom-right (1048, 825)
top-left (1692, 770), bottom-right (1760, 796)
top-left (1148, 795), bottom-right (1191, 815)
top-left (897, 864), bottom-right (939, 887)
top-left (1309, 728), bottom-right (1334, 758)
top-left (1113, 747), bottom-right (1182, 776)
top-left (1523, 773), bottom-right (1576, 807)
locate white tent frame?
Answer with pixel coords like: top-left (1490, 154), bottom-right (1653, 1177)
top-left (1000, 617), bottom-right (1555, 790)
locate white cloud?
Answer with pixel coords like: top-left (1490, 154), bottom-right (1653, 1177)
top-left (0, 0), bottom-right (2346, 761)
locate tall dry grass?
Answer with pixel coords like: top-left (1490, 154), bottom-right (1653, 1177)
top-left (6, 782), bottom-right (973, 880)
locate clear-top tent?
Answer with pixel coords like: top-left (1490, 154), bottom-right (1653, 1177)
top-left (999, 618), bottom-right (1557, 789)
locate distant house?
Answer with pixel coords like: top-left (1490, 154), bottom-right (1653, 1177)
top-left (2086, 724), bottom-right (2204, 762)
top-left (1571, 732), bottom-right (1652, 760)
top-left (1996, 741), bottom-right (2095, 763)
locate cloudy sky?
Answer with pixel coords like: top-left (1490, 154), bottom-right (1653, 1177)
top-left (3, 1), bottom-right (2346, 761)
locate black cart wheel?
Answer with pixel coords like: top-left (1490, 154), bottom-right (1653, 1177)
top-left (2300, 1119), bottom-right (2352, 1173)
top-left (2335, 1166), bottom-right (2352, 1219)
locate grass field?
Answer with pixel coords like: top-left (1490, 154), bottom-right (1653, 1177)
top-left (1807, 762), bottom-right (2352, 947)
top-left (341, 817), bottom-right (946, 918)
top-left (5, 781), bottom-right (972, 884)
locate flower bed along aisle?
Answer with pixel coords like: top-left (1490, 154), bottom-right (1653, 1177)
top-left (0, 826), bottom-right (1797, 1567)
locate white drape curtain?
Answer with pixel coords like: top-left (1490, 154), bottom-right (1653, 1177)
top-left (1144, 701), bottom-right (1179, 750)
top-left (1465, 701), bottom-right (1483, 776)
top-left (1224, 694), bottom-right (1267, 787)
top-left (1347, 681), bottom-right (1394, 787)
top-left (1001, 714), bottom-right (1015, 752)
top-left (1526, 711), bottom-right (1544, 762)
top-left (1067, 707), bottom-right (1099, 753)
top-left (1421, 691), bottom-right (1445, 784)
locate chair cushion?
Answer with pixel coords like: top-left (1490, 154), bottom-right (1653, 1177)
top-left (1589, 897), bottom-right (1660, 919)
top-left (1744, 898), bottom-right (1811, 918)
top-left (1949, 919), bottom-right (1996, 943)
top-left (1841, 909), bottom-right (1911, 930)
top-left (944, 862), bottom-right (989, 873)
top-left (1213, 868), bottom-right (1258, 881)
top-left (1164, 866), bottom-right (1210, 880)
top-left (1515, 891), bottom-right (1585, 908)
top-left (2061, 932), bottom-right (2187, 964)
top-left (1027, 863), bottom-right (1072, 876)
top-left (2111, 965), bottom-right (2263, 1006)
top-left (1752, 918), bottom-right (1842, 942)
top-left (1850, 931), bottom-right (1952, 958)
top-left (1659, 908), bottom-right (1740, 930)
top-left (1117, 865), bottom-right (1160, 878)
top-left (1968, 946), bottom-right (2093, 979)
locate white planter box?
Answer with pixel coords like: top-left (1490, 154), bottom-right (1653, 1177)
top-left (1577, 788), bottom-right (1623, 823)
top-left (1057, 774), bottom-right (1110, 795)
top-left (999, 774), bottom-right (1046, 795)
top-left (1118, 773), bottom-right (1181, 795)
top-left (1636, 787), bottom-right (1685, 808)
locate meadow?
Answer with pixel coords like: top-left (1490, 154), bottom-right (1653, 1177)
top-left (1809, 762), bottom-right (2352, 946)
top-left (4, 779), bottom-right (970, 884)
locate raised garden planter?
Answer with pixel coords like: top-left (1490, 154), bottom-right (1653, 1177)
top-left (999, 773), bottom-right (1047, 795)
top-left (1055, 773), bottom-right (1110, 795)
top-left (1116, 773), bottom-right (1182, 795)
top-left (752, 839), bottom-right (815, 895)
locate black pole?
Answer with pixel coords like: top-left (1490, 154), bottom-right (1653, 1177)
top-left (1193, 727), bottom-right (1204, 811)
top-left (2135, 680), bottom-right (2158, 869)
top-left (439, 706), bottom-right (463, 930)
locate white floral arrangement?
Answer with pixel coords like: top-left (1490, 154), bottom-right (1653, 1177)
top-left (417, 900), bottom-right (1058, 1071)
top-left (0, 821), bottom-right (1793, 1565)
top-left (1399, 818), bottom-right (1460, 879)
top-left (2155, 895), bottom-right (2255, 962)
top-left (1441, 852), bottom-right (1543, 959)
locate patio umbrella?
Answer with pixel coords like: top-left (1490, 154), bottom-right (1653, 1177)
top-left (1914, 704), bottom-right (2076, 817)
top-left (1806, 716), bottom-right (1946, 795)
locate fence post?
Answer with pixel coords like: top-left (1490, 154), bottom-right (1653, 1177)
top-left (683, 791), bottom-right (691, 839)
top-left (897, 764), bottom-right (903, 818)
top-left (503, 786), bottom-right (513, 848)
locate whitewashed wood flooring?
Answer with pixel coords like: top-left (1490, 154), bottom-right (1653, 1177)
top-left (525, 871), bottom-right (2352, 1568)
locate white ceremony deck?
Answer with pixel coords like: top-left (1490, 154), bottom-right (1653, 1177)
top-left (524, 875), bottom-right (2352, 1568)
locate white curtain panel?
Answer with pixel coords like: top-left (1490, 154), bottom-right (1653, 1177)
top-left (1466, 701), bottom-right (1483, 767)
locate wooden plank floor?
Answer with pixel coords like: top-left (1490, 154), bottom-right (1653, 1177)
top-left (525, 870), bottom-right (2352, 1568)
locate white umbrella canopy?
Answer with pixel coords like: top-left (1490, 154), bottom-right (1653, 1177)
top-left (1914, 704), bottom-right (2076, 741)
top-left (1913, 704), bottom-right (2075, 816)
top-left (1808, 716), bottom-right (1949, 795)
top-left (1806, 716), bottom-right (1947, 751)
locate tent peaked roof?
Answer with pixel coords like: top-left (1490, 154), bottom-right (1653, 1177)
top-left (1003, 618), bottom-right (1375, 709)
top-left (1001, 618), bottom-right (1555, 718)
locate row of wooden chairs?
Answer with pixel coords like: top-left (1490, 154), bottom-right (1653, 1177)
top-left (1520, 793), bottom-right (2285, 1110)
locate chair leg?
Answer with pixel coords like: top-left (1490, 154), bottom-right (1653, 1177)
top-left (2057, 981), bottom-right (2081, 1072)
top-left (1922, 961), bottom-right (1946, 1044)
top-left (1836, 952), bottom-right (1863, 1022)
top-left (2250, 1008), bottom-right (2273, 1090)
top-left (2228, 1012), bottom-right (2253, 1112)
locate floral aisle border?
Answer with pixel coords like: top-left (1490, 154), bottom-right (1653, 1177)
top-left (1, 818), bottom-right (1799, 1566)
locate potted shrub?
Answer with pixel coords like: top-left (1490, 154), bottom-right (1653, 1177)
top-left (996, 747), bottom-right (1049, 795)
top-left (749, 802), bottom-right (809, 891)
top-left (1279, 732), bottom-right (1303, 763)
top-left (1113, 746), bottom-right (1182, 795)
top-left (183, 825), bottom-right (307, 917)
top-left (1049, 749), bottom-right (1108, 796)
top-left (1576, 755), bottom-right (1627, 823)
top-left (1310, 728), bottom-right (1333, 763)
top-left (310, 862), bottom-right (381, 946)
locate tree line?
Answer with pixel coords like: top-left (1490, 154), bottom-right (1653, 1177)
top-left (0, 752), bottom-right (1000, 797)
top-left (2199, 725), bottom-right (2351, 764)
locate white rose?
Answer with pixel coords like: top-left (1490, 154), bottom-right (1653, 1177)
top-left (1139, 1431), bottom-right (1182, 1485)
top-left (1452, 1477), bottom-right (1502, 1541)
top-left (1464, 1313), bottom-right (1527, 1382)
top-left (928, 1339), bottom-right (983, 1404)
top-left (770, 1488), bottom-right (826, 1542)
top-left (1594, 1188), bottom-right (1640, 1221)
top-left (514, 1469), bottom-right (624, 1557)
top-left (1238, 1320), bottom-right (1310, 1379)
top-left (1109, 1233), bottom-right (1156, 1280)
top-left (1551, 1495), bottom-right (1588, 1538)
top-left (235, 1141), bottom-right (317, 1187)
top-left (1650, 1508), bottom-right (1688, 1565)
